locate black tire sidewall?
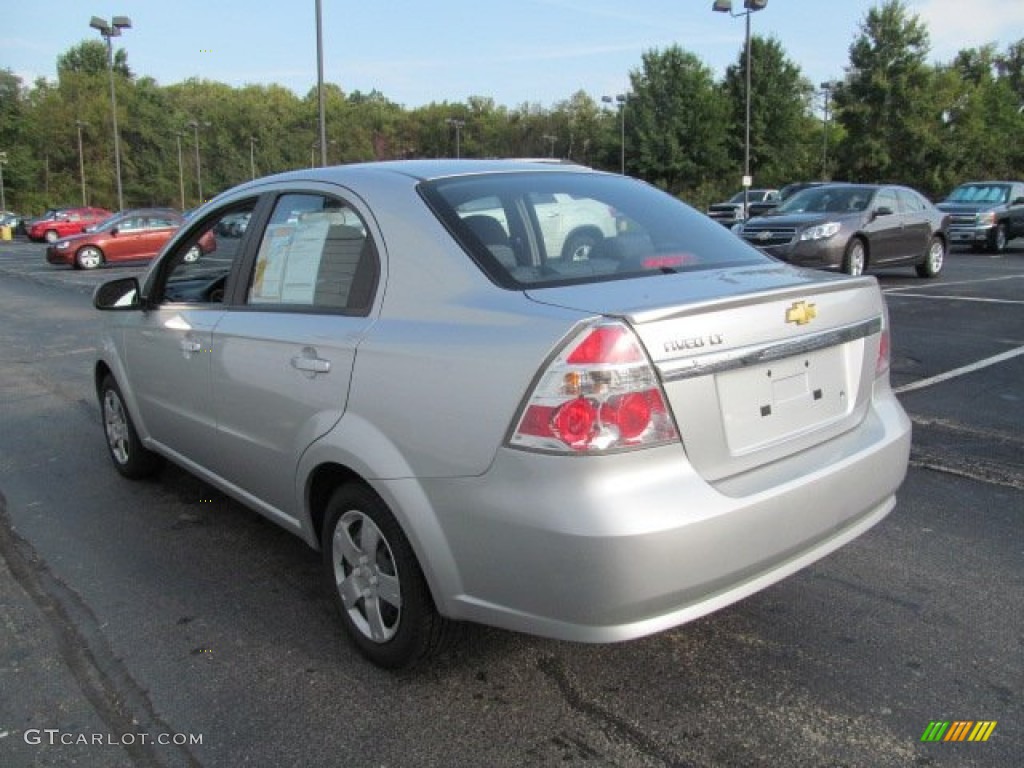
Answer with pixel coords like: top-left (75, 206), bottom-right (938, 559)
top-left (321, 485), bottom-right (437, 669)
top-left (100, 376), bottom-right (160, 479)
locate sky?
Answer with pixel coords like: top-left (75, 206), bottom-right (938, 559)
top-left (4, 1), bottom-right (1024, 109)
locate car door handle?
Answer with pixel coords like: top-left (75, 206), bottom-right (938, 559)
top-left (291, 348), bottom-right (331, 377)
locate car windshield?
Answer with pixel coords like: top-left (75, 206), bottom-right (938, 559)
top-left (421, 171), bottom-right (769, 288)
top-left (945, 184), bottom-right (1009, 204)
top-left (776, 186), bottom-right (873, 214)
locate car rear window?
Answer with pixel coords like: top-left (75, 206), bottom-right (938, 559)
top-left (420, 172), bottom-right (768, 288)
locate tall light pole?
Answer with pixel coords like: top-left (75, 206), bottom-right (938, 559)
top-left (175, 132), bottom-right (186, 209)
top-left (249, 136), bottom-right (258, 180)
top-left (0, 151), bottom-right (7, 214)
top-left (75, 121), bottom-right (89, 205)
top-left (542, 134), bottom-right (558, 158)
top-left (89, 15), bottom-right (131, 212)
top-left (315, 0), bottom-right (327, 168)
top-left (602, 94), bottom-right (628, 174)
top-left (445, 118), bottom-right (465, 158)
top-left (186, 120), bottom-right (208, 204)
top-left (713, 0), bottom-right (766, 217)
top-left (820, 81), bottom-right (837, 180)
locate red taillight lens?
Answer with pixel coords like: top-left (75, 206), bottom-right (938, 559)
top-left (509, 322), bottom-right (679, 453)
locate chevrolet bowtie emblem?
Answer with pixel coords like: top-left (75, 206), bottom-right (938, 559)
top-left (785, 300), bottom-right (817, 325)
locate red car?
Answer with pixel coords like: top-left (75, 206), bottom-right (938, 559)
top-left (46, 208), bottom-right (215, 269)
top-left (27, 206), bottom-right (112, 243)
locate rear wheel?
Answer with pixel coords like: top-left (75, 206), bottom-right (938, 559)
top-left (916, 236), bottom-right (945, 278)
top-left (561, 230), bottom-right (600, 261)
top-left (76, 246), bottom-right (104, 270)
top-left (100, 375), bottom-right (162, 479)
top-left (842, 238), bottom-right (866, 276)
top-left (321, 484), bottom-right (457, 669)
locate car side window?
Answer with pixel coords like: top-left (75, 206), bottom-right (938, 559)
top-left (875, 190), bottom-right (898, 214)
top-left (896, 189), bottom-right (925, 213)
top-left (246, 193), bottom-right (378, 314)
top-left (158, 202), bottom-right (258, 305)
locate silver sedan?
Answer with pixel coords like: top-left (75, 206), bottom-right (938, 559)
top-left (93, 160), bottom-right (911, 669)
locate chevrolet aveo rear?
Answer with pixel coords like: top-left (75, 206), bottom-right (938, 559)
top-left (93, 161), bottom-right (911, 668)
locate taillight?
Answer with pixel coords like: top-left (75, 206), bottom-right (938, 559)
top-left (875, 303), bottom-right (891, 377)
top-left (508, 321), bottom-right (679, 453)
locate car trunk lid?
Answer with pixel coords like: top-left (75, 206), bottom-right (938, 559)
top-left (527, 266), bottom-right (886, 482)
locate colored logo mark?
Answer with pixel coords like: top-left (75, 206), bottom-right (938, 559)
top-left (921, 720), bottom-right (997, 742)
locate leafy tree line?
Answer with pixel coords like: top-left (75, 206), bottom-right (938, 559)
top-left (1, 1), bottom-right (1021, 216)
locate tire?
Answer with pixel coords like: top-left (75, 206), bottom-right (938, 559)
top-left (321, 484), bottom-right (457, 669)
top-left (988, 223), bottom-right (1008, 254)
top-left (99, 375), bottom-right (162, 479)
top-left (76, 246), bottom-right (104, 270)
top-left (44, 229), bottom-right (59, 243)
top-left (561, 230), bottom-right (600, 261)
top-left (916, 236), bottom-right (945, 278)
top-left (842, 238), bottom-right (866, 276)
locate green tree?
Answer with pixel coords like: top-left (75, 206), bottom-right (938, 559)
top-left (627, 46), bottom-right (729, 199)
top-left (722, 35), bottom-right (819, 187)
top-left (833, 0), bottom-right (937, 189)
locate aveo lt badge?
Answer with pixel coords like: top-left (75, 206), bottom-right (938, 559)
top-left (785, 300), bottom-right (818, 326)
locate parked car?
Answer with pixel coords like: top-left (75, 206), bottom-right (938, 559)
top-left (27, 206), bottom-right (112, 243)
top-left (745, 181), bottom-right (829, 219)
top-left (0, 210), bottom-right (21, 232)
top-left (93, 160), bottom-right (910, 669)
top-left (733, 183), bottom-right (948, 277)
top-left (46, 209), bottom-right (212, 269)
top-left (707, 188), bottom-right (780, 226)
top-left (936, 180), bottom-right (1024, 253)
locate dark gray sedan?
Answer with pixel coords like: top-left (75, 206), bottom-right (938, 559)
top-left (733, 183), bottom-right (949, 277)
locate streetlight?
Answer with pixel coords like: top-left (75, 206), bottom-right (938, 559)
top-left (186, 120), bottom-right (209, 204)
top-left (249, 136), bottom-right (258, 180)
top-left (601, 94), bottom-right (629, 174)
top-left (89, 14), bottom-right (132, 212)
top-left (542, 134), bottom-right (558, 158)
top-left (315, 0), bottom-right (327, 168)
top-left (0, 151), bottom-right (7, 214)
top-left (75, 121), bottom-right (89, 205)
top-left (820, 81), bottom-right (837, 180)
top-left (175, 132), bottom-right (186, 209)
top-left (445, 118), bottom-right (465, 158)
top-left (712, 0), bottom-right (767, 215)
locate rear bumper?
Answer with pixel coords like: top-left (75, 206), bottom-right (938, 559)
top-left (389, 387), bottom-right (911, 642)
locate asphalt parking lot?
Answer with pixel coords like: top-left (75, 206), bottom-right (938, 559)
top-left (0, 236), bottom-right (1021, 767)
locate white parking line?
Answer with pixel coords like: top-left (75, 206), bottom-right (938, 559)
top-left (894, 346), bottom-right (1024, 394)
top-left (885, 294), bottom-right (1024, 305)
top-left (883, 275), bottom-right (1024, 293)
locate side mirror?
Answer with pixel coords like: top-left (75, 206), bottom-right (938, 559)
top-left (873, 206), bottom-right (894, 218)
top-left (110, 227), bottom-right (119, 237)
top-left (1013, 197), bottom-right (1024, 206)
top-left (94, 277), bottom-right (141, 311)
top-left (80, 226), bottom-right (88, 233)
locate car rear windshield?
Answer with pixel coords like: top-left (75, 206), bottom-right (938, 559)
top-left (420, 171), bottom-right (768, 288)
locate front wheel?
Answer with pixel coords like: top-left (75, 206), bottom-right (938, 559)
top-left (842, 238), bottom-right (866, 276)
top-left (76, 246), bottom-right (104, 270)
top-left (916, 236), bottom-right (945, 278)
top-left (100, 375), bottom-right (162, 479)
top-left (44, 229), bottom-right (59, 243)
top-left (988, 223), bottom-right (1008, 254)
top-left (322, 484), bottom-right (458, 669)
